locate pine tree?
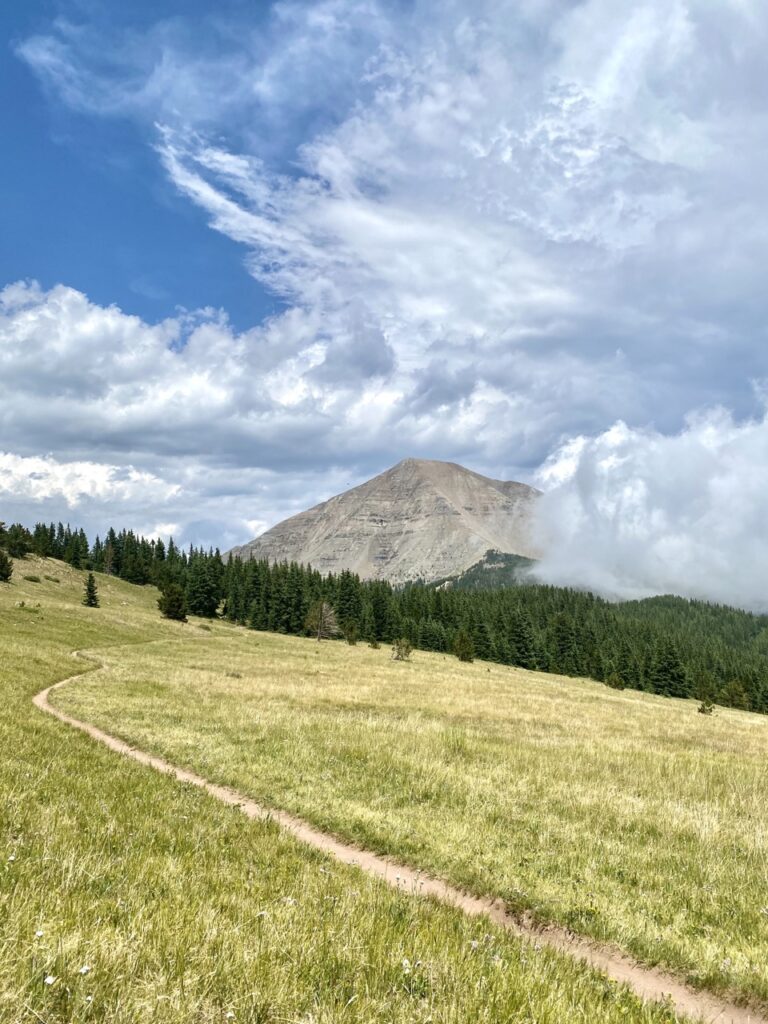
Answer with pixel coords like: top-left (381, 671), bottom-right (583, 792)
top-left (0, 549), bottom-right (12, 583)
top-left (158, 583), bottom-right (188, 622)
top-left (83, 572), bottom-right (99, 608)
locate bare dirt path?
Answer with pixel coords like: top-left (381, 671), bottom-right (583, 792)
top-left (34, 651), bottom-right (768, 1024)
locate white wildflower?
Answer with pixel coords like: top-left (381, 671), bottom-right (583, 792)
top-left (79, 965), bottom-right (91, 975)
top-left (44, 975), bottom-right (56, 986)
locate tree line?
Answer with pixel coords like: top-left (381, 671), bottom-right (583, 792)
top-left (0, 520), bottom-right (225, 615)
top-left (2, 520), bottom-right (767, 714)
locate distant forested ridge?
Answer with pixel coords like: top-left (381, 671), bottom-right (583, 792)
top-left (2, 520), bottom-right (767, 714)
top-left (431, 549), bottom-right (535, 590)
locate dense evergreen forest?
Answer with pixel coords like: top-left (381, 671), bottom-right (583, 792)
top-left (2, 519), bottom-right (767, 714)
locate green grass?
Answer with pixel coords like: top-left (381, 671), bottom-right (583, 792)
top-left (50, 595), bottom-right (768, 1009)
top-left (0, 558), bottom-right (681, 1023)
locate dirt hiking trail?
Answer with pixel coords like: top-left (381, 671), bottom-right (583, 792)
top-left (33, 650), bottom-right (768, 1024)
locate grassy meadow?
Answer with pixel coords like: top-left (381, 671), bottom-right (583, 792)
top-left (0, 557), bottom-right (687, 1024)
top-left (48, 585), bottom-right (768, 1010)
top-left (49, 598), bottom-right (768, 1011)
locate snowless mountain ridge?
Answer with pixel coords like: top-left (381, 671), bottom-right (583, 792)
top-left (229, 458), bottom-right (541, 585)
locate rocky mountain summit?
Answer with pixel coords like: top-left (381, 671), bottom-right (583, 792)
top-left (229, 458), bottom-right (541, 585)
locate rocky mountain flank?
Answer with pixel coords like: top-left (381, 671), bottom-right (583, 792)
top-left (229, 458), bottom-right (541, 585)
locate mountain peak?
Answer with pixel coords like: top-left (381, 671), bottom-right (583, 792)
top-left (229, 458), bottom-right (540, 584)
top-left (390, 456), bottom-right (449, 470)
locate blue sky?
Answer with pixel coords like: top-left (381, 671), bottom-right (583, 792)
top-left (3, 0), bottom-right (768, 607)
top-left (0, 0), bottom-right (277, 331)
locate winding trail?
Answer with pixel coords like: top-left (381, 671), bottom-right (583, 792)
top-left (34, 650), bottom-right (767, 1024)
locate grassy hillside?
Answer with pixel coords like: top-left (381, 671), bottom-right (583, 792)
top-left (40, 564), bottom-right (768, 1009)
top-left (1, 557), bottom-right (682, 1024)
top-left (8, 519), bottom-right (768, 711)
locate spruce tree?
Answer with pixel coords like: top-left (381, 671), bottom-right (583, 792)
top-left (453, 628), bottom-right (475, 663)
top-left (83, 572), bottom-right (99, 607)
top-left (719, 678), bottom-right (750, 710)
top-left (651, 640), bottom-right (689, 698)
top-left (0, 549), bottom-right (12, 583)
top-left (552, 613), bottom-right (581, 675)
top-left (32, 523), bottom-right (52, 557)
top-left (186, 558), bottom-right (219, 617)
top-left (158, 582), bottom-right (188, 622)
top-left (509, 612), bottom-right (536, 669)
top-left (344, 622), bottom-right (359, 645)
top-left (471, 620), bottom-right (494, 660)
top-left (6, 524), bottom-right (32, 558)
top-left (360, 601), bottom-right (377, 643)
top-left (693, 669), bottom-right (717, 707)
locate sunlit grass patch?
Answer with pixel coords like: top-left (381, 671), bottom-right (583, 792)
top-left (56, 618), bottom-right (768, 1007)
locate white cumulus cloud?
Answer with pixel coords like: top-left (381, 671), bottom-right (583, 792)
top-left (0, 452), bottom-right (178, 508)
top-left (533, 407), bottom-right (768, 610)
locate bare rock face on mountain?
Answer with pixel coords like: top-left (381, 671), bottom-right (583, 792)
top-left (230, 458), bottom-right (541, 585)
